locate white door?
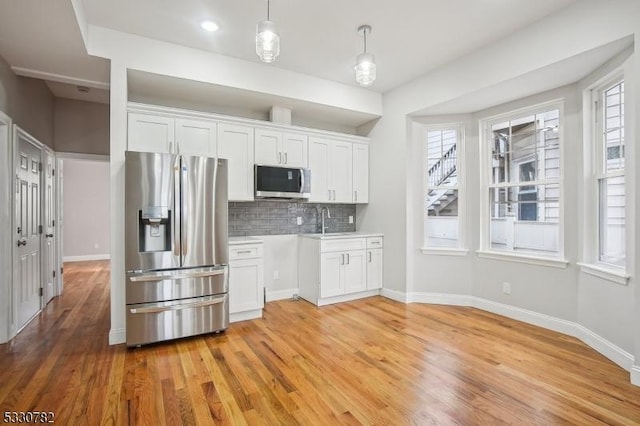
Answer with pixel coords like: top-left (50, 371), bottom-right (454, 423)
top-left (308, 137), bottom-right (331, 202)
top-left (331, 141), bottom-right (353, 203)
top-left (15, 129), bottom-right (42, 328)
top-left (217, 123), bottom-right (254, 201)
top-left (352, 143), bottom-right (369, 203)
top-left (282, 133), bottom-right (308, 167)
top-left (43, 150), bottom-right (56, 305)
top-left (320, 252), bottom-right (343, 298)
top-left (366, 249), bottom-right (383, 290)
top-left (127, 112), bottom-right (174, 153)
top-left (175, 118), bottom-right (217, 156)
top-left (254, 128), bottom-right (281, 166)
top-left (343, 250), bottom-right (366, 294)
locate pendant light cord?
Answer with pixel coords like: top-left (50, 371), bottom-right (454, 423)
top-left (267, 0), bottom-right (270, 20)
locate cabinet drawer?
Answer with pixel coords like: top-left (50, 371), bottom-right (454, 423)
top-left (366, 237), bottom-right (383, 249)
top-left (321, 238), bottom-right (366, 253)
top-left (229, 244), bottom-right (263, 260)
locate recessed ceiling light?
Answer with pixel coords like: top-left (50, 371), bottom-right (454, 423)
top-left (200, 20), bottom-right (219, 32)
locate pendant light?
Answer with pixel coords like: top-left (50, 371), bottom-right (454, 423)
top-left (256, 0), bottom-right (280, 63)
top-left (355, 25), bottom-right (376, 87)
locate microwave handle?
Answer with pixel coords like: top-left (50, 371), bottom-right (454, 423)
top-left (300, 168), bottom-right (305, 192)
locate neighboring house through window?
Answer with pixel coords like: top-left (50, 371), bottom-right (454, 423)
top-left (595, 79), bottom-right (625, 268)
top-left (423, 125), bottom-right (464, 249)
top-left (482, 102), bottom-right (562, 257)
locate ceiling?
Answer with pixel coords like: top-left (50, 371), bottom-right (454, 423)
top-left (0, 0), bottom-right (578, 104)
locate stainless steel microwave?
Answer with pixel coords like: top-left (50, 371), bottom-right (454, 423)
top-left (254, 165), bottom-right (311, 199)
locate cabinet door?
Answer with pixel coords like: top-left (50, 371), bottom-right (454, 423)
top-left (229, 258), bottom-right (264, 314)
top-left (308, 137), bottom-right (331, 202)
top-left (254, 128), bottom-right (282, 166)
top-left (366, 249), bottom-right (383, 290)
top-left (217, 123), bottom-right (254, 201)
top-left (320, 252), bottom-right (344, 298)
top-left (282, 133), bottom-right (308, 167)
top-left (128, 113), bottom-right (174, 153)
top-left (175, 118), bottom-right (217, 156)
top-left (343, 250), bottom-right (366, 294)
top-left (352, 143), bottom-right (369, 203)
top-left (331, 141), bottom-right (353, 203)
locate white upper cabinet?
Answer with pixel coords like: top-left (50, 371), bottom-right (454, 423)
top-left (331, 141), bottom-right (353, 203)
top-left (128, 113), bottom-right (217, 157)
top-left (217, 123), bottom-right (254, 201)
top-left (255, 128), bottom-right (308, 167)
top-left (308, 137), bottom-right (353, 203)
top-left (128, 113), bottom-right (175, 153)
top-left (175, 118), bottom-right (217, 156)
top-left (282, 133), bottom-right (308, 167)
top-left (308, 137), bottom-right (332, 202)
top-left (352, 143), bottom-right (369, 203)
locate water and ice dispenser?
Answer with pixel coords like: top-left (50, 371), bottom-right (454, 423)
top-left (138, 206), bottom-right (171, 252)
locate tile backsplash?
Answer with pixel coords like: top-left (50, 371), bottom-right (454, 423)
top-left (229, 201), bottom-right (356, 237)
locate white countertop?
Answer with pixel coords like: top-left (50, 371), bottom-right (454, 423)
top-left (229, 236), bottom-right (264, 245)
top-left (298, 232), bottom-right (383, 240)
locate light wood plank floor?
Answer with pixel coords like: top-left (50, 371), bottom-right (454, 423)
top-left (2, 260), bottom-right (640, 425)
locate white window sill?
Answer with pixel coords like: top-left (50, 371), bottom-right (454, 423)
top-left (476, 250), bottom-right (569, 269)
top-left (420, 247), bottom-right (469, 257)
top-left (577, 262), bottom-right (630, 286)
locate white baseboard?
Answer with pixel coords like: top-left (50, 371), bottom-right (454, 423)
top-left (230, 309), bottom-right (263, 323)
top-left (631, 365), bottom-right (640, 386)
top-left (409, 292), bottom-right (473, 306)
top-left (317, 290), bottom-right (380, 306)
top-left (266, 288), bottom-right (298, 302)
top-left (109, 327), bottom-right (126, 345)
top-left (381, 289), bottom-right (636, 378)
top-left (380, 288), bottom-right (408, 303)
top-left (64, 254), bottom-right (110, 262)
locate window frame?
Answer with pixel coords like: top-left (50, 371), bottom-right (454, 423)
top-left (579, 73), bottom-right (629, 283)
top-left (421, 123), bottom-right (466, 255)
top-left (478, 99), bottom-right (567, 266)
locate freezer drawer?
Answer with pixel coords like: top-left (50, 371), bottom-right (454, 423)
top-left (126, 293), bottom-right (229, 346)
top-left (126, 266), bottom-right (228, 304)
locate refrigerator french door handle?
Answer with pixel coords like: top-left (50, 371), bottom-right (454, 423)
top-left (173, 160), bottom-right (181, 258)
top-left (129, 295), bottom-right (226, 314)
top-left (129, 268), bottom-right (226, 282)
top-left (181, 158), bottom-right (188, 260)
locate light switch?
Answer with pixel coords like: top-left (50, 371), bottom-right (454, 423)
top-left (348, 216), bottom-right (354, 224)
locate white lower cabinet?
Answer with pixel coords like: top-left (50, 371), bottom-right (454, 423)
top-left (298, 234), bottom-right (382, 306)
top-left (229, 240), bottom-right (264, 321)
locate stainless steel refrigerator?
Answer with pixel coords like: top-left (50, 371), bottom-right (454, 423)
top-left (124, 151), bottom-right (228, 346)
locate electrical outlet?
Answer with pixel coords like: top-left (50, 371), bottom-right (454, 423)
top-left (348, 215), bottom-right (354, 224)
top-left (296, 216), bottom-right (302, 225)
top-left (502, 282), bottom-right (511, 295)
top-left (273, 270), bottom-right (280, 280)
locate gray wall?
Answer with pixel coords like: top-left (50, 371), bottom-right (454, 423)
top-left (0, 55), bottom-right (54, 148)
top-left (54, 98), bottom-right (110, 155)
top-left (62, 158), bottom-right (110, 260)
top-left (229, 201), bottom-right (356, 236)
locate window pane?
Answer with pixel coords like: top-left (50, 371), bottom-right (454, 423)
top-left (490, 109), bottom-right (560, 184)
top-left (426, 189), bottom-right (458, 248)
top-left (426, 130), bottom-right (458, 187)
top-left (599, 176), bottom-right (625, 267)
top-left (489, 184), bottom-right (559, 255)
top-left (604, 81), bottom-right (625, 172)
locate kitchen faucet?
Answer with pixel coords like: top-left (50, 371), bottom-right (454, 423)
top-left (319, 206), bottom-right (331, 234)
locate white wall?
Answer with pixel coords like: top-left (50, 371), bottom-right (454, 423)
top-left (261, 235), bottom-right (299, 301)
top-left (0, 111), bottom-right (12, 343)
top-left (62, 157), bottom-right (110, 261)
top-left (363, 0), bottom-right (640, 378)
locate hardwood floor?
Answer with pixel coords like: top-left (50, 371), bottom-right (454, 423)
top-left (2, 260), bottom-right (640, 425)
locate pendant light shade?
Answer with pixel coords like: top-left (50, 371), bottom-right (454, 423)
top-left (355, 25), bottom-right (376, 87)
top-left (256, 0), bottom-right (280, 63)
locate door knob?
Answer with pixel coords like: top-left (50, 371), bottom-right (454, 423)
top-left (46, 234), bottom-right (54, 238)
top-left (17, 240), bottom-right (27, 247)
